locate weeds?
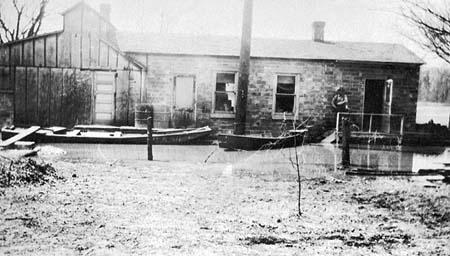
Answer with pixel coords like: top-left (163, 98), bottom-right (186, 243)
top-left (0, 158), bottom-right (63, 187)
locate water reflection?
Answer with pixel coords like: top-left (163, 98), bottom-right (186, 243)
top-left (51, 143), bottom-right (449, 174)
top-left (348, 146), bottom-right (449, 172)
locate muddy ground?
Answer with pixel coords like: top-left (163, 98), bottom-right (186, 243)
top-left (0, 147), bottom-right (449, 255)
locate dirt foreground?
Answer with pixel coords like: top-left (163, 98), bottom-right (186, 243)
top-left (0, 152), bottom-right (449, 255)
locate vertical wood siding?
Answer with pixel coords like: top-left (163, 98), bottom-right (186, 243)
top-left (0, 20), bottom-right (143, 127)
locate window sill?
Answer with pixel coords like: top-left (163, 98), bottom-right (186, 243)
top-left (211, 112), bottom-right (235, 119)
top-left (272, 113), bottom-right (297, 120)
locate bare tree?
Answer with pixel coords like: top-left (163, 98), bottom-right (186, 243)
top-left (402, 0), bottom-right (450, 64)
top-left (0, 0), bottom-right (49, 44)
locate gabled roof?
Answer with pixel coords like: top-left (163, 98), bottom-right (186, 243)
top-left (62, 1), bottom-right (116, 30)
top-left (117, 32), bottom-right (424, 65)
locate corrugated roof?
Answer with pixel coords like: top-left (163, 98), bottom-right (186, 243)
top-left (117, 32), bottom-right (424, 64)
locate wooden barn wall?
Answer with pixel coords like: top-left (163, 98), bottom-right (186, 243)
top-left (113, 70), bottom-right (142, 126)
top-left (0, 21), bottom-right (143, 127)
top-left (0, 66), bottom-right (140, 128)
top-left (0, 37), bottom-right (142, 127)
top-left (0, 35), bottom-right (137, 71)
top-left (0, 67), bottom-right (14, 127)
top-left (11, 67), bottom-right (90, 127)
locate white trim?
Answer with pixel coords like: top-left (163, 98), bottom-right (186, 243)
top-left (387, 79), bottom-right (393, 114)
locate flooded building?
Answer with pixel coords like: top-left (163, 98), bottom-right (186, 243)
top-left (0, 2), bottom-right (424, 135)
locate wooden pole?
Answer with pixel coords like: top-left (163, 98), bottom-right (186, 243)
top-left (341, 118), bottom-right (350, 166)
top-left (448, 114), bottom-right (450, 129)
top-left (147, 116), bottom-right (153, 161)
top-left (234, 0), bottom-right (253, 135)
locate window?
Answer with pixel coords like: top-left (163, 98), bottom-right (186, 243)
top-left (275, 75), bottom-right (296, 113)
top-left (214, 72), bottom-right (236, 112)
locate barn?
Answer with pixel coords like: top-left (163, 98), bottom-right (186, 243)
top-left (0, 2), bottom-right (423, 136)
top-left (0, 2), bottom-right (144, 128)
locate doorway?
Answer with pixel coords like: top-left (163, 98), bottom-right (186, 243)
top-left (172, 76), bottom-right (195, 128)
top-left (363, 79), bottom-right (385, 131)
top-left (94, 72), bottom-right (116, 125)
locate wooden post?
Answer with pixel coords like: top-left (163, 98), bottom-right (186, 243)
top-left (234, 0), bottom-right (253, 135)
top-left (400, 116), bottom-right (404, 136)
top-left (335, 112), bottom-right (340, 145)
top-left (341, 118), bottom-right (350, 167)
top-left (147, 116), bottom-right (153, 161)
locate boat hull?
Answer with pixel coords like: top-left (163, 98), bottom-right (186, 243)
top-left (218, 133), bottom-right (304, 150)
top-left (1, 127), bottom-right (213, 145)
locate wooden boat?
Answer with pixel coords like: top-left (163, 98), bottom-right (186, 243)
top-left (0, 126), bottom-right (213, 145)
top-left (218, 130), bottom-right (306, 150)
top-left (73, 124), bottom-right (197, 135)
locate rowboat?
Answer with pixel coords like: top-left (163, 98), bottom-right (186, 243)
top-left (218, 130), bottom-right (306, 151)
top-left (0, 126), bottom-right (213, 145)
top-left (72, 124), bottom-right (197, 134)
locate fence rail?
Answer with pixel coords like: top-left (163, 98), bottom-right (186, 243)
top-left (335, 112), bottom-right (405, 144)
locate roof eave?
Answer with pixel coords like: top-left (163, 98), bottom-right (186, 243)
top-left (123, 51), bottom-right (424, 66)
top-left (0, 30), bottom-right (63, 46)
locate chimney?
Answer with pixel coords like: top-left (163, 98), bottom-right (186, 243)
top-left (99, 3), bottom-right (111, 22)
top-left (312, 21), bottom-right (325, 42)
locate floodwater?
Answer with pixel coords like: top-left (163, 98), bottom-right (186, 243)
top-left (416, 101), bottom-right (450, 126)
top-left (44, 143), bottom-right (450, 173)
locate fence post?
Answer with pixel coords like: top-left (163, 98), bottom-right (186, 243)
top-left (335, 112), bottom-right (340, 146)
top-left (400, 116), bottom-right (404, 136)
top-left (341, 118), bottom-right (350, 167)
top-left (147, 116), bottom-right (153, 161)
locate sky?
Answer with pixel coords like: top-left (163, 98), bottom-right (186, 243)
top-left (4, 0), bottom-right (449, 66)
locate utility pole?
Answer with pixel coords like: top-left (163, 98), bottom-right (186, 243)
top-left (234, 0), bottom-right (253, 135)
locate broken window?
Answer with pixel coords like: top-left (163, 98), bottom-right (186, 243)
top-left (214, 72), bottom-right (236, 112)
top-left (275, 75), bottom-right (296, 113)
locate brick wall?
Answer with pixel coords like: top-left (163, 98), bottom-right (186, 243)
top-left (132, 53), bottom-right (420, 134)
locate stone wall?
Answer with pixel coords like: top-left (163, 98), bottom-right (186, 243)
top-left (133, 53), bottom-right (420, 134)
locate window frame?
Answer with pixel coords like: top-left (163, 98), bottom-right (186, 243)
top-left (211, 70), bottom-right (238, 118)
top-left (272, 73), bottom-right (300, 120)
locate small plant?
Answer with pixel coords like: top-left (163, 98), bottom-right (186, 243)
top-left (281, 116), bottom-right (311, 217)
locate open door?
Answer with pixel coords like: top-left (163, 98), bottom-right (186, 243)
top-left (172, 76), bottom-right (196, 128)
top-left (363, 79), bottom-right (385, 131)
top-left (363, 79), bottom-right (394, 132)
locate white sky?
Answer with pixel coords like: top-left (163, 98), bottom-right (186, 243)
top-left (28, 0), bottom-right (450, 66)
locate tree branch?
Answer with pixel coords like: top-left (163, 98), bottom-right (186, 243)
top-left (26, 0), bottom-right (48, 38)
top-left (0, 0), bottom-right (49, 43)
top-left (0, 14), bottom-right (14, 42)
top-left (402, 0), bottom-right (450, 64)
top-left (12, 0), bottom-right (25, 40)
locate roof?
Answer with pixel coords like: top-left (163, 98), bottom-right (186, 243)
top-left (117, 32), bottom-right (424, 64)
top-left (0, 31), bottom-right (62, 46)
top-left (62, 1), bottom-right (116, 30)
